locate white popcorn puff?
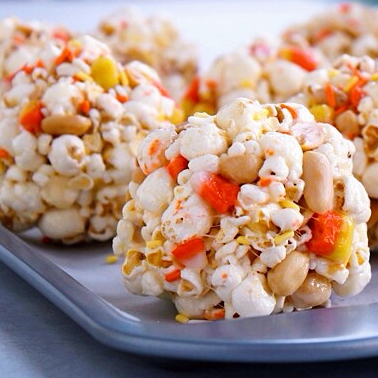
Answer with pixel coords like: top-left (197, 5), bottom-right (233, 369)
top-left (260, 246), bottom-right (287, 268)
top-left (231, 272), bottom-right (276, 318)
top-left (97, 93), bottom-right (125, 119)
top-left (271, 208), bottom-right (304, 231)
top-left (0, 34), bottom-right (178, 242)
top-left (137, 127), bottom-right (177, 175)
top-left (135, 167), bottom-right (174, 214)
top-left (266, 60), bottom-right (306, 97)
top-left (188, 154), bottom-right (219, 173)
top-left (332, 263), bottom-right (371, 297)
top-left (212, 264), bottom-right (246, 303)
top-left (179, 123), bottom-right (227, 160)
top-left (141, 270), bottom-right (164, 296)
top-left (0, 115), bottom-right (19, 155)
top-left (161, 192), bottom-right (214, 243)
top-left (42, 82), bottom-right (83, 115)
top-left (48, 135), bottom-right (86, 176)
top-left (38, 207), bottom-right (85, 242)
top-left (115, 99), bottom-right (371, 321)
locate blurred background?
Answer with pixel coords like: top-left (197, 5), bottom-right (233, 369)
top-left (1, 0), bottom-right (374, 68)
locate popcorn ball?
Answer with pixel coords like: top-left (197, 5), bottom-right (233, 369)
top-left (0, 35), bottom-right (179, 243)
top-left (283, 3), bottom-right (378, 61)
top-left (114, 98), bottom-right (371, 321)
top-left (95, 7), bottom-right (197, 100)
top-left (289, 54), bottom-right (378, 246)
top-left (181, 38), bottom-right (326, 117)
top-left (0, 17), bottom-right (71, 92)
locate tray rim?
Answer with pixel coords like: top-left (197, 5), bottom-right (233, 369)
top-left (1, 225), bottom-right (378, 363)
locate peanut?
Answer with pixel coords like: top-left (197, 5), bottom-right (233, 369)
top-left (132, 167), bottom-right (146, 184)
top-left (335, 110), bottom-right (359, 137)
top-left (368, 199), bottom-right (378, 228)
top-left (41, 115), bottom-right (92, 136)
top-left (219, 154), bottom-right (262, 184)
top-left (289, 272), bottom-right (331, 308)
top-left (291, 122), bottom-right (326, 151)
top-left (303, 151), bottom-right (334, 214)
top-left (267, 251), bottom-right (310, 296)
top-left (362, 162), bottom-right (378, 198)
top-left (311, 87), bottom-right (348, 108)
top-left (362, 123), bottom-right (378, 159)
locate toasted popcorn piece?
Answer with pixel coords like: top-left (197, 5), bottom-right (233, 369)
top-left (282, 3), bottom-right (378, 62)
top-left (0, 35), bottom-right (177, 243)
top-left (95, 7), bottom-right (197, 100)
top-left (115, 98), bottom-right (371, 321)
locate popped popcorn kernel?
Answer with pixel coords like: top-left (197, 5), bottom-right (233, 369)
top-left (0, 34), bottom-right (177, 243)
top-left (115, 98), bottom-right (371, 321)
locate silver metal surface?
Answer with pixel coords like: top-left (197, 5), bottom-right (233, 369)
top-left (1, 225), bottom-right (378, 362)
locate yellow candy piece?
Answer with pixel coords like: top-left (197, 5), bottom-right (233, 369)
top-left (74, 71), bottom-right (93, 82)
top-left (119, 69), bottom-right (129, 87)
top-left (146, 240), bottom-right (163, 249)
top-left (328, 69), bottom-right (340, 78)
top-left (169, 107), bottom-right (185, 125)
top-left (343, 76), bottom-right (359, 93)
top-left (91, 56), bottom-right (119, 90)
top-left (105, 255), bottom-right (118, 264)
top-left (240, 79), bottom-right (255, 88)
top-left (68, 39), bottom-right (82, 50)
top-left (328, 214), bottom-right (354, 265)
top-left (278, 47), bottom-right (292, 61)
top-left (253, 109), bottom-right (269, 121)
top-left (310, 104), bottom-right (335, 124)
top-left (192, 102), bottom-right (215, 115)
top-left (175, 314), bottom-right (189, 324)
top-left (279, 199), bottom-right (300, 211)
top-left (274, 231), bottom-right (295, 245)
top-left (236, 236), bottom-right (250, 245)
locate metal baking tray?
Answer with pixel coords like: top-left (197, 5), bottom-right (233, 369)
top-left (1, 0), bottom-right (378, 363)
top-left (1, 225), bottom-right (378, 363)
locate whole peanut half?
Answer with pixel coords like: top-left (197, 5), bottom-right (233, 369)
top-left (335, 110), bottom-right (359, 137)
top-left (219, 154), bottom-right (263, 184)
top-left (41, 115), bottom-right (92, 136)
top-left (303, 151), bottom-right (334, 214)
top-left (368, 199), bottom-right (378, 228)
top-left (267, 251), bottom-right (310, 296)
top-left (289, 272), bottom-right (331, 308)
top-left (290, 122), bottom-right (325, 151)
